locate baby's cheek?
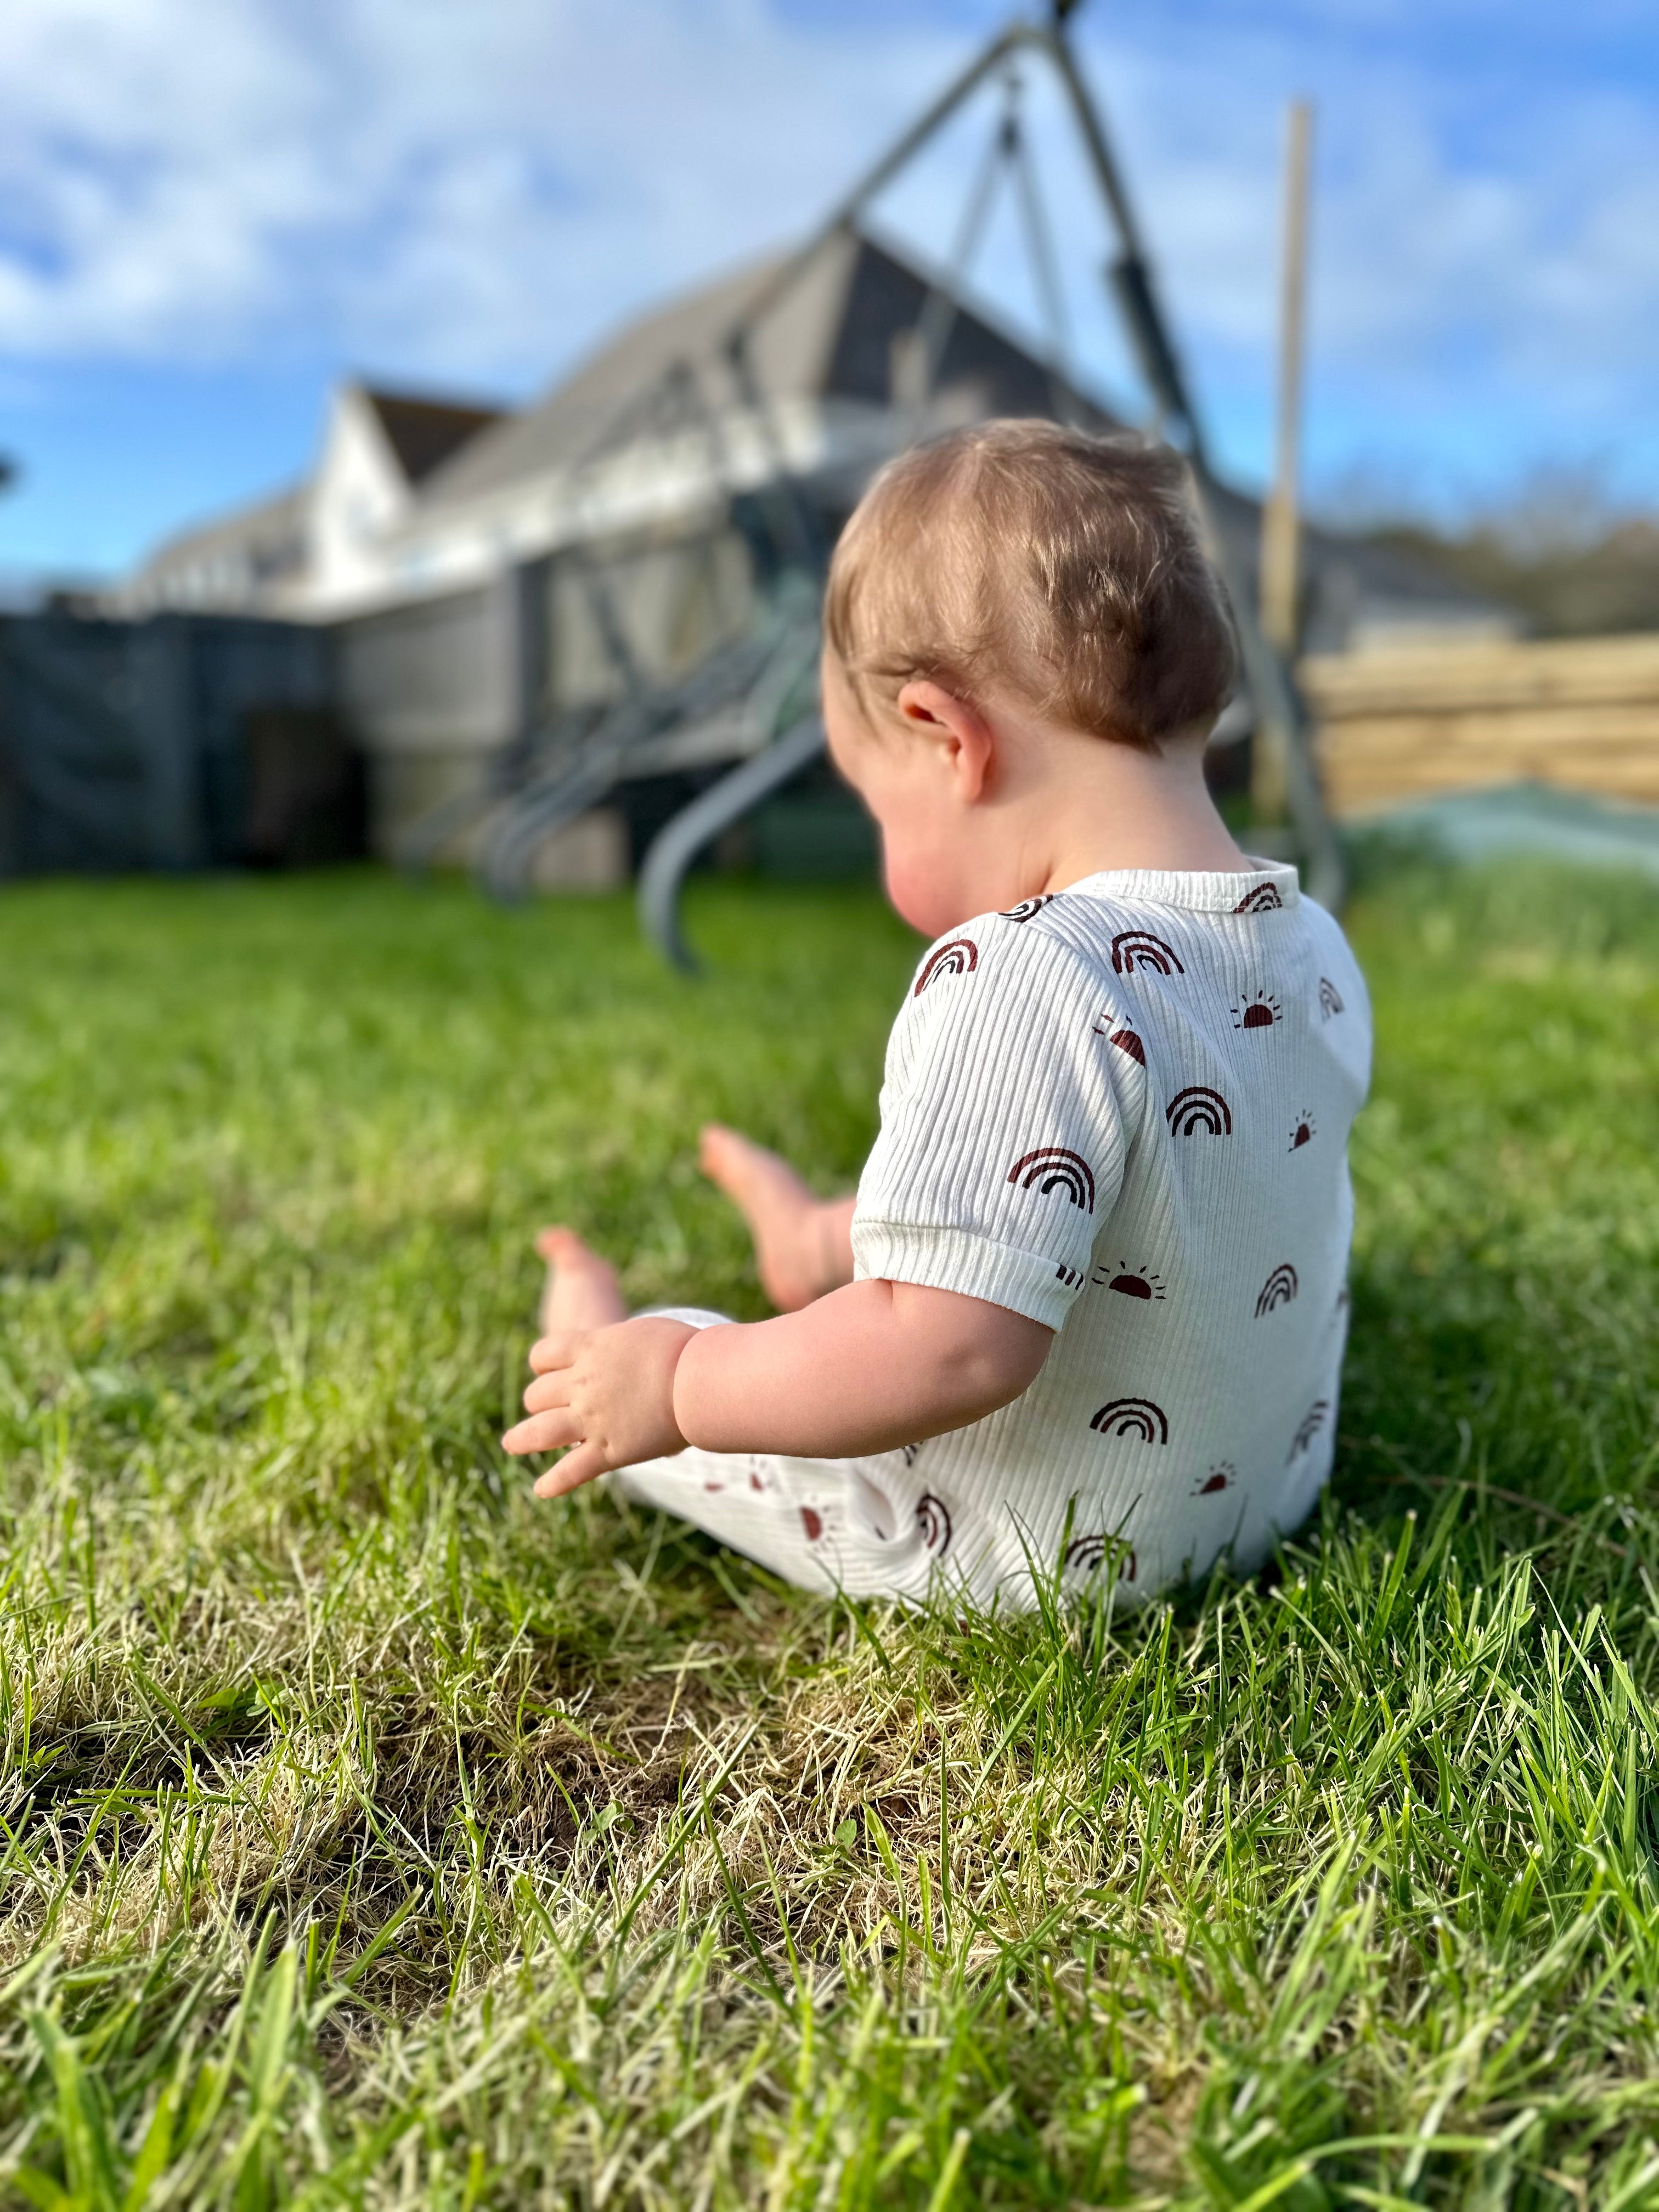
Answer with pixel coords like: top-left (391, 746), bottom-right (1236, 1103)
top-left (882, 844), bottom-right (966, 940)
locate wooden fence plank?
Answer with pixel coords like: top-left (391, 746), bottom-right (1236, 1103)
top-left (1298, 635), bottom-right (1659, 815)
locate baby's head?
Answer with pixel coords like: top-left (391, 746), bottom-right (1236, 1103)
top-left (822, 419), bottom-right (1238, 929)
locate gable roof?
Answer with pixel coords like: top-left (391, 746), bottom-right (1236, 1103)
top-left (127, 482), bottom-right (309, 595)
top-left (359, 387), bottom-right (506, 485)
top-left (418, 229), bottom-right (1109, 514)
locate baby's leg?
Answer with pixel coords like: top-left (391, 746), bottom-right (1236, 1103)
top-left (614, 1441), bottom-right (962, 1606)
top-left (535, 1226), bottom-right (628, 1337)
top-left (698, 1124), bottom-right (854, 1312)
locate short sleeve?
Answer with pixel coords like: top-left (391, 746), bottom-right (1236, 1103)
top-left (851, 921), bottom-right (1127, 1330)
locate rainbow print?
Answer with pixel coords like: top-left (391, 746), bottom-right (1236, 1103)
top-left (1318, 975), bottom-right (1345, 1019)
top-left (916, 1493), bottom-right (952, 1554)
top-left (1233, 882), bottom-right (1284, 913)
top-left (1064, 1532), bottom-right (1137, 1581)
top-left (913, 938), bottom-right (979, 995)
top-left (1165, 1085), bottom-right (1232, 1136)
top-left (999, 895), bottom-right (1055, 923)
top-left (1111, 929), bottom-right (1184, 976)
top-left (1255, 1262), bottom-right (1299, 1317)
top-left (1007, 1147), bottom-right (1096, 1212)
top-left (1288, 1399), bottom-right (1330, 1459)
top-left (1089, 1397), bottom-right (1169, 1444)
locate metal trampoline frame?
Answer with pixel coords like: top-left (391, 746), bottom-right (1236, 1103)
top-left (415, 3), bottom-right (1342, 963)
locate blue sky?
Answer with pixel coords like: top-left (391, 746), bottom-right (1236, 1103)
top-left (1, 0), bottom-right (1655, 580)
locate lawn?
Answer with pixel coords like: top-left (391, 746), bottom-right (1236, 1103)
top-left (0, 856), bottom-right (1656, 2209)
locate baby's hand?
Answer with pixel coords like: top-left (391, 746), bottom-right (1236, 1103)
top-left (502, 1316), bottom-right (696, 1497)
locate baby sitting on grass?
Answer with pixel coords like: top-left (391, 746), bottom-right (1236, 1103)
top-left (504, 420), bottom-right (1371, 1608)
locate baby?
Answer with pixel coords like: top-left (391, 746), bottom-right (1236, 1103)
top-left (504, 420), bottom-right (1370, 1609)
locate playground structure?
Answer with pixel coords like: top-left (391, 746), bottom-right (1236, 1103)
top-left (1, 5), bottom-right (1360, 925)
top-left (405, 3), bottom-right (1342, 964)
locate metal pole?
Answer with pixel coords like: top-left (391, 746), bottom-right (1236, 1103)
top-left (1022, 21), bottom-right (1206, 464)
top-left (637, 715), bottom-right (827, 972)
top-left (1261, 99), bottom-right (1312, 656)
top-left (1039, 18), bottom-right (1341, 906)
top-left (723, 30), bottom-right (1026, 348)
top-left (1255, 98), bottom-right (1313, 828)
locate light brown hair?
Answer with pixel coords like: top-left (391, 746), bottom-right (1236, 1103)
top-left (823, 419), bottom-right (1236, 750)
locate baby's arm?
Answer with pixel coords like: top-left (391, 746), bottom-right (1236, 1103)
top-left (678, 1279), bottom-right (1047, 1454)
top-left (503, 1284), bottom-right (1049, 1497)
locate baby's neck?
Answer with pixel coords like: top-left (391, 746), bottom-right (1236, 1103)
top-left (1011, 724), bottom-right (1249, 893)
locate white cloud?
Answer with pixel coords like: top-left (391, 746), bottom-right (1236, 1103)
top-left (0, 0), bottom-right (1654, 489)
top-left (0, 0), bottom-right (965, 377)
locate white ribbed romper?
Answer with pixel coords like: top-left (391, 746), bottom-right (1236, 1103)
top-left (614, 862), bottom-right (1372, 1609)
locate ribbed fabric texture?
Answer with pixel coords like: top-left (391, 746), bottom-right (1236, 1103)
top-left (845, 860), bottom-right (1373, 1601)
top-left (618, 862), bottom-right (1372, 1610)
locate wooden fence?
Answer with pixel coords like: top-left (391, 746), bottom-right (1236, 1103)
top-left (1299, 634), bottom-right (1659, 817)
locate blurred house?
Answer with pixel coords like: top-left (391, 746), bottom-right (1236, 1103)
top-left (111, 228), bottom-right (1513, 861)
top-left (121, 482), bottom-right (312, 614)
top-left (121, 385), bottom-right (506, 616)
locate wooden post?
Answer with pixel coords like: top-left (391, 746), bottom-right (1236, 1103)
top-left (1255, 97), bottom-right (1313, 816)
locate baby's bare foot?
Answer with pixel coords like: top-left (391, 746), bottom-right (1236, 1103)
top-left (535, 1227), bottom-right (628, 1336)
top-left (699, 1124), bottom-right (829, 1312)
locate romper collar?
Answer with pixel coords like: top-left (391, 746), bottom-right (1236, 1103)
top-left (1057, 858), bottom-right (1301, 913)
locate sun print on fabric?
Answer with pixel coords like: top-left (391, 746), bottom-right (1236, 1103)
top-left (1093, 1022), bottom-right (1146, 1064)
top-left (1092, 1261), bottom-right (1166, 1301)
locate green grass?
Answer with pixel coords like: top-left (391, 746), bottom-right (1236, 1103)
top-left (0, 858), bottom-right (1656, 2209)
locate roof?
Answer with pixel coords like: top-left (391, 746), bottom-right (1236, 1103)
top-left (419, 228), bottom-right (1107, 513)
top-left (416, 249), bottom-right (830, 510)
top-left (358, 387), bottom-right (506, 484)
top-left (127, 482), bottom-right (309, 590)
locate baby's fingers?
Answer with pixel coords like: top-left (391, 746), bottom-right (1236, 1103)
top-left (533, 1442), bottom-right (607, 1498)
top-left (521, 1370), bottom-right (572, 1415)
top-left (501, 1408), bottom-right (583, 1456)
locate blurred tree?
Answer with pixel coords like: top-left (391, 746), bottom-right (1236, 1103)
top-left (1338, 466), bottom-right (1659, 637)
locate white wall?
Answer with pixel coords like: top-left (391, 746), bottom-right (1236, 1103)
top-left (305, 387), bottom-right (414, 608)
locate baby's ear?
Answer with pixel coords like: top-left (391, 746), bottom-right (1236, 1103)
top-left (896, 681), bottom-right (995, 801)
top-left (896, 681), bottom-right (947, 730)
